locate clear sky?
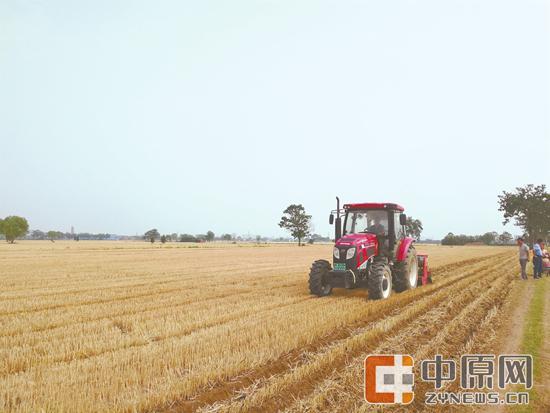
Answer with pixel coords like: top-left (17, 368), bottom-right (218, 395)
top-left (1, 0), bottom-right (549, 239)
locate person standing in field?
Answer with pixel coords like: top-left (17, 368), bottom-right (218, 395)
top-left (517, 238), bottom-right (529, 280)
top-left (532, 238), bottom-right (544, 279)
top-left (541, 242), bottom-right (549, 276)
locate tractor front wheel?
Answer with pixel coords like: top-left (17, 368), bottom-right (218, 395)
top-left (309, 260), bottom-right (332, 296)
top-left (393, 246), bottom-right (418, 292)
top-left (367, 258), bottom-right (392, 300)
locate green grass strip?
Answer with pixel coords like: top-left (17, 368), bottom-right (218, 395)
top-left (512, 278), bottom-right (548, 413)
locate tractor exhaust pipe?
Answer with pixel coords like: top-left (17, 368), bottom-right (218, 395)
top-left (335, 196), bottom-right (342, 241)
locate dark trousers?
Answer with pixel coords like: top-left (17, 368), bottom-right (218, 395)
top-left (533, 256), bottom-right (543, 278)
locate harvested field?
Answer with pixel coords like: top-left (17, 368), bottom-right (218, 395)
top-left (0, 241), bottom-right (517, 412)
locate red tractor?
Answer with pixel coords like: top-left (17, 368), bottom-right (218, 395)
top-left (309, 198), bottom-right (431, 300)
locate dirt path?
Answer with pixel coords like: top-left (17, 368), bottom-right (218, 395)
top-left (488, 276), bottom-right (550, 413)
top-left (484, 278), bottom-right (534, 413)
top-left (500, 281), bottom-right (534, 354)
top-left (538, 278), bottom-right (550, 410)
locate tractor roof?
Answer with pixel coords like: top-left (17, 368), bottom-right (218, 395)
top-left (343, 202), bottom-right (405, 211)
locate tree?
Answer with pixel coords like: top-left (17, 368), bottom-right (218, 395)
top-left (480, 231), bottom-right (499, 245)
top-left (1, 216), bottom-right (29, 243)
top-left (310, 233), bottom-right (330, 243)
top-left (144, 229), bottom-right (160, 243)
top-left (498, 231), bottom-right (513, 245)
top-left (160, 235), bottom-right (167, 244)
top-left (179, 233), bottom-right (197, 242)
top-left (221, 233), bottom-right (232, 241)
top-left (442, 232), bottom-right (457, 246)
top-left (441, 232), bottom-right (476, 246)
top-left (47, 230), bottom-right (61, 242)
top-left (31, 230), bottom-right (46, 240)
top-left (405, 217), bottom-right (423, 240)
top-left (278, 204), bottom-right (311, 246)
top-left (498, 184), bottom-right (550, 243)
top-left (205, 231), bottom-right (215, 242)
top-left (256, 235), bottom-right (261, 243)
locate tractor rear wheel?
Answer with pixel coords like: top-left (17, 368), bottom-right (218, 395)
top-left (393, 246), bottom-right (418, 292)
top-left (309, 260), bottom-right (332, 296)
top-left (367, 258), bottom-right (392, 300)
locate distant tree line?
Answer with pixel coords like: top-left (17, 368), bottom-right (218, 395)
top-left (0, 218), bottom-right (116, 242)
top-left (28, 230), bottom-right (111, 241)
top-left (308, 234), bottom-right (332, 243)
top-left (142, 229), bottom-right (272, 243)
top-left (441, 231), bottom-right (514, 246)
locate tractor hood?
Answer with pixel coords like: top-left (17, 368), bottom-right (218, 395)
top-left (335, 233), bottom-right (377, 247)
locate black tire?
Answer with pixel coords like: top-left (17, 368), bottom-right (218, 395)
top-left (367, 258), bottom-right (392, 300)
top-left (309, 260), bottom-right (332, 296)
top-left (393, 246), bottom-right (418, 292)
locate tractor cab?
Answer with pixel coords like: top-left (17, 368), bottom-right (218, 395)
top-left (310, 197), bottom-right (431, 300)
top-left (330, 202), bottom-right (407, 264)
top-left (340, 203), bottom-right (407, 252)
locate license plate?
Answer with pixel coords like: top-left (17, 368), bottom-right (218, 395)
top-left (334, 263), bottom-right (346, 271)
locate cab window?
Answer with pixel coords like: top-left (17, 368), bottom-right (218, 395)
top-left (394, 213), bottom-right (404, 239)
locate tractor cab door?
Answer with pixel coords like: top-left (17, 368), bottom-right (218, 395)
top-left (387, 211), bottom-right (405, 256)
top-left (393, 212), bottom-right (405, 240)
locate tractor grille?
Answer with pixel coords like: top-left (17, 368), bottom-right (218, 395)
top-left (334, 247), bottom-right (349, 263)
top-left (334, 246), bottom-right (354, 270)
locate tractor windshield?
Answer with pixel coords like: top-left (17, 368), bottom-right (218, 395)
top-left (344, 210), bottom-right (388, 236)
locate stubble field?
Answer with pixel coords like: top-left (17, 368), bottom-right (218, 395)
top-left (0, 241), bottom-right (517, 412)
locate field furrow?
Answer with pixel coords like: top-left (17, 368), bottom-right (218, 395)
top-left (194, 254), bottom-right (513, 413)
top-left (285, 258), bottom-right (514, 413)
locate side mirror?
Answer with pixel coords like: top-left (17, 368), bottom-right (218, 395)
top-left (329, 214), bottom-right (334, 225)
top-left (399, 213), bottom-right (407, 226)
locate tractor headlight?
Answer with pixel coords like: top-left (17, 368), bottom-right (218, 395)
top-left (346, 247), bottom-right (356, 259)
top-left (333, 247), bottom-right (340, 259)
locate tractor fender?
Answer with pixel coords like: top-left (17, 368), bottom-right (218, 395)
top-left (396, 237), bottom-right (415, 262)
